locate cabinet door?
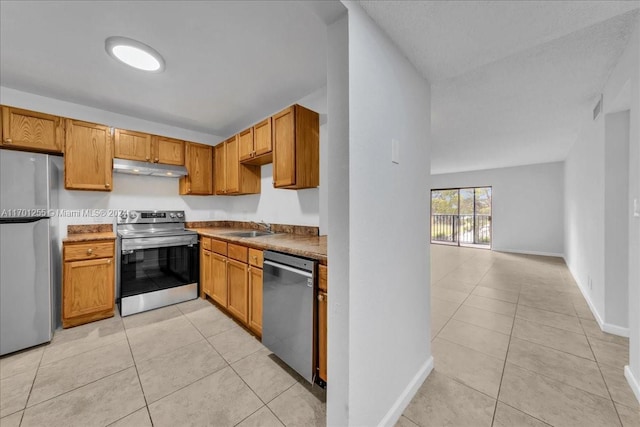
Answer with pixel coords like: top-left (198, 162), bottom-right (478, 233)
top-left (201, 249), bottom-right (212, 298)
top-left (63, 258), bottom-right (114, 320)
top-left (238, 128), bottom-right (254, 162)
top-left (152, 136), bottom-right (185, 165)
top-left (248, 266), bottom-right (263, 336)
top-left (64, 120), bottom-right (113, 191)
top-left (254, 118), bottom-right (272, 157)
top-left (1, 106), bottom-right (64, 153)
top-left (211, 253), bottom-right (228, 307)
top-left (225, 136), bottom-right (240, 194)
top-left (114, 129), bottom-right (151, 162)
top-left (214, 143), bottom-right (226, 195)
top-left (185, 143), bottom-right (213, 195)
top-left (227, 259), bottom-right (248, 323)
top-left (272, 106), bottom-right (296, 188)
top-left (318, 291), bottom-right (327, 382)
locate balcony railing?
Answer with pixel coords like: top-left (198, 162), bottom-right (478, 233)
top-left (431, 214), bottom-right (491, 246)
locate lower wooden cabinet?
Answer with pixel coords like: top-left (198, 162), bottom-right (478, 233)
top-left (248, 262), bottom-right (263, 336)
top-left (210, 252), bottom-right (228, 306)
top-left (62, 239), bottom-right (115, 328)
top-left (317, 264), bottom-right (328, 382)
top-left (227, 259), bottom-right (248, 323)
top-left (200, 238), bottom-right (262, 337)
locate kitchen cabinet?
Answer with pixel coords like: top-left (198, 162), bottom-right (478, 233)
top-left (214, 135), bottom-right (260, 195)
top-left (114, 129), bottom-right (152, 162)
top-left (180, 142), bottom-right (213, 195)
top-left (248, 248), bottom-right (263, 336)
top-left (199, 238), bottom-right (263, 336)
top-left (227, 258), bottom-right (249, 323)
top-left (115, 130), bottom-right (185, 166)
top-left (152, 135), bottom-right (185, 165)
top-left (317, 264), bottom-right (327, 382)
top-left (62, 239), bottom-right (115, 328)
top-left (239, 118), bottom-right (273, 166)
top-left (272, 104), bottom-right (319, 189)
top-left (1, 106), bottom-right (64, 153)
top-left (64, 119), bottom-right (113, 191)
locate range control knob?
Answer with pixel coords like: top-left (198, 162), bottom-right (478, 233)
top-left (169, 213), bottom-right (176, 218)
top-left (177, 212), bottom-right (184, 218)
top-left (129, 211), bottom-right (138, 220)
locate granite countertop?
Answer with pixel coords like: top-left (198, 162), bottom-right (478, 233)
top-left (63, 232), bottom-right (117, 243)
top-left (190, 227), bottom-right (327, 265)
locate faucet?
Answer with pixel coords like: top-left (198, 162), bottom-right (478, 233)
top-left (252, 220), bottom-right (272, 233)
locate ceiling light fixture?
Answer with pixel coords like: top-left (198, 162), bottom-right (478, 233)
top-left (105, 36), bottom-right (165, 72)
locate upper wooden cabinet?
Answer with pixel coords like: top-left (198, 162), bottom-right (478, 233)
top-left (239, 118), bottom-right (273, 166)
top-left (64, 119), bottom-right (113, 191)
top-left (272, 104), bottom-right (319, 189)
top-left (214, 136), bottom-right (260, 195)
top-left (152, 136), bottom-right (185, 165)
top-left (114, 129), bottom-right (151, 162)
top-left (114, 129), bottom-right (185, 166)
top-left (179, 142), bottom-right (213, 195)
top-left (1, 106), bottom-right (64, 153)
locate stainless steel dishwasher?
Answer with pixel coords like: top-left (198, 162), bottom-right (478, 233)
top-left (263, 250), bottom-right (316, 383)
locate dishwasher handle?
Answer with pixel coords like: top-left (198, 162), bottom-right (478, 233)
top-left (264, 260), bottom-right (314, 278)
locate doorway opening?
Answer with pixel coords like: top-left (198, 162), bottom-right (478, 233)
top-left (430, 187), bottom-right (492, 249)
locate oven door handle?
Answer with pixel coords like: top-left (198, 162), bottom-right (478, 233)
top-left (121, 235), bottom-right (198, 251)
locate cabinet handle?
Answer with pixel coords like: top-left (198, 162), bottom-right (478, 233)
top-left (188, 188), bottom-right (191, 193)
top-left (105, 183), bottom-right (110, 189)
top-left (317, 294), bottom-right (325, 302)
top-left (146, 156), bottom-right (150, 161)
top-left (204, 252), bottom-right (210, 256)
top-left (107, 259), bottom-right (111, 264)
top-left (4, 138), bottom-right (11, 144)
top-left (86, 248), bottom-right (93, 255)
top-left (154, 158), bottom-right (159, 162)
top-left (252, 255), bottom-right (257, 261)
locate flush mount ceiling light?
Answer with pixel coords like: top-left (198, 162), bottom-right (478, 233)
top-left (105, 36), bottom-right (165, 72)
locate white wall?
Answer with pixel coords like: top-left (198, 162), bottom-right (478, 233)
top-left (431, 162), bottom-right (565, 256)
top-left (604, 111), bottom-right (630, 329)
top-left (332, 3), bottom-right (432, 426)
top-left (565, 14), bottom-right (639, 402)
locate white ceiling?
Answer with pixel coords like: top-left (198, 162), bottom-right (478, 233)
top-left (2, 1), bottom-right (639, 174)
top-left (0, 1), bottom-right (328, 137)
top-left (359, 1), bottom-right (640, 174)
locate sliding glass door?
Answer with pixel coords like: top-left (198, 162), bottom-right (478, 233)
top-left (431, 187), bottom-right (492, 248)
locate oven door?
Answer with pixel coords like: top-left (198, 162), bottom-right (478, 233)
top-left (120, 235), bottom-right (199, 300)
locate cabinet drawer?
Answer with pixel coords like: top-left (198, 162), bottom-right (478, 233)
top-left (319, 264), bottom-right (328, 292)
top-left (228, 243), bottom-right (248, 263)
top-left (248, 248), bottom-right (263, 268)
top-left (201, 236), bottom-right (211, 251)
top-left (64, 241), bottom-right (114, 261)
top-left (211, 239), bottom-right (227, 256)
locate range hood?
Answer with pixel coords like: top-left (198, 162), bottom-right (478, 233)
top-left (113, 158), bottom-right (188, 178)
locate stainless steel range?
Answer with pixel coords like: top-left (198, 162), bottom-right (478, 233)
top-left (117, 210), bottom-right (199, 316)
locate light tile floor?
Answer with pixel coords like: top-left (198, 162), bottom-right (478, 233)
top-left (0, 299), bottom-right (325, 427)
top-left (1, 245), bottom-right (638, 426)
top-left (400, 244), bottom-right (640, 427)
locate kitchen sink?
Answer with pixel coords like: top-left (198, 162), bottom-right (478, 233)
top-left (225, 231), bottom-right (274, 238)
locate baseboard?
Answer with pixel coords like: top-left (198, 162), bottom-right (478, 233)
top-left (377, 356), bottom-right (434, 427)
top-left (602, 323), bottom-right (629, 337)
top-left (564, 258), bottom-right (629, 338)
top-left (492, 248), bottom-right (564, 258)
top-left (624, 365), bottom-right (640, 404)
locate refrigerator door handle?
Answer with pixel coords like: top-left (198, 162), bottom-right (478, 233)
top-left (0, 216), bottom-right (51, 224)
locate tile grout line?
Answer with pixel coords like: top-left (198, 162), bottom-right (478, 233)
top-left (490, 280), bottom-right (520, 427)
top-left (580, 313), bottom-right (627, 427)
top-left (15, 344), bottom-right (45, 426)
top-left (118, 313), bottom-right (154, 426)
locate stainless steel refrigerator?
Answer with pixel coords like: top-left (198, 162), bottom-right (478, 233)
top-left (0, 149), bottom-right (59, 356)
